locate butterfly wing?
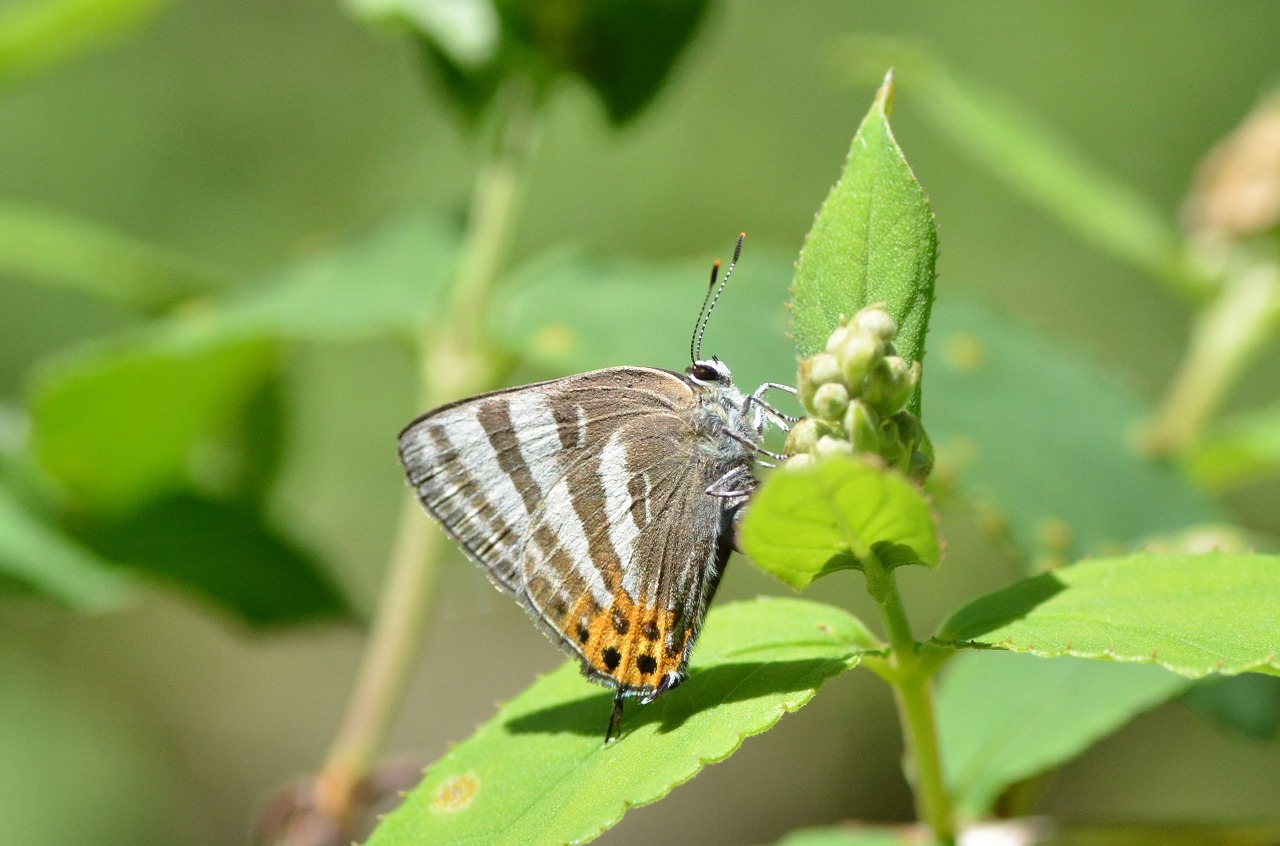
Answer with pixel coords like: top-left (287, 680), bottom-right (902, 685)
top-left (535, 412), bottom-right (749, 696)
top-left (398, 366), bottom-right (753, 696)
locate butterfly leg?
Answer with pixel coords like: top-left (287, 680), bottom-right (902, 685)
top-left (745, 385), bottom-right (801, 434)
top-left (705, 466), bottom-right (753, 498)
top-left (753, 381), bottom-right (799, 401)
top-left (725, 430), bottom-right (787, 461)
top-left (605, 690), bottom-right (626, 744)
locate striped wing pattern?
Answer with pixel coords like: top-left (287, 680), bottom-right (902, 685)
top-left (398, 367), bottom-right (750, 695)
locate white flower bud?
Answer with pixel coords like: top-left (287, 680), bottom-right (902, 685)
top-left (807, 352), bottom-right (843, 386)
top-left (785, 417), bottom-right (820, 455)
top-left (815, 435), bottom-right (855, 459)
top-left (824, 323), bottom-right (853, 354)
top-left (855, 306), bottom-right (897, 342)
top-left (812, 382), bottom-right (849, 422)
top-left (838, 334), bottom-right (882, 391)
top-left (843, 400), bottom-right (880, 453)
top-left (870, 356), bottom-right (919, 415)
top-left (785, 453), bottom-right (817, 472)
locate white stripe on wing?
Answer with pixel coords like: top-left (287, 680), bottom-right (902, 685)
top-left (507, 392), bottom-right (613, 608)
top-left (602, 430), bottom-right (644, 598)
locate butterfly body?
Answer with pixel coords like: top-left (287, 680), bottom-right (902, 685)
top-left (398, 361), bottom-right (761, 703)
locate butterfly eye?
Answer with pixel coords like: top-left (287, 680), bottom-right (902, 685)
top-left (689, 362), bottom-right (719, 383)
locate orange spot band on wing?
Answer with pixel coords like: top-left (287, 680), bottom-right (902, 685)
top-left (563, 591), bottom-right (689, 690)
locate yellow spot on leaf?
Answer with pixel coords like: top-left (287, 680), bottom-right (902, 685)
top-left (431, 772), bottom-right (478, 814)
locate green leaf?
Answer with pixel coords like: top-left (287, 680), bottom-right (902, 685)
top-left (76, 493), bottom-right (354, 627)
top-left (0, 484), bottom-right (133, 611)
top-left (0, 0), bottom-right (169, 83)
top-left (214, 213), bottom-right (460, 342)
top-left (496, 0), bottom-right (711, 125)
top-left (791, 69), bottom-right (937, 415)
top-left (832, 38), bottom-right (1212, 300)
top-left (938, 651), bottom-right (1189, 816)
top-left (927, 296), bottom-right (1220, 568)
top-left (353, 0), bottom-right (709, 126)
top-left (936, 553), bottom-right (1280, 677)
top-left (30, 337), bottom-right (278, 509)
top-left (490, 245), bottom-right (797, 390)
top-left (739, 456), bottom-right (940, 590)
top-left (1181, 674), bottom-right (1280, 741)
top-left (28, 214), bottom-right (460, 509)
top-left (347, 0), bottom-right (503, 124)
top-left (349, 0), bottom-right (500, 69)
top-left (0, 200), bottom-right (224, 310)
top-left (1187, 402), bottom-right (1280, 489)
top-left (365, 597), bottom-right (873, 846)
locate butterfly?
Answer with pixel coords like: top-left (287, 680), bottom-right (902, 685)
top-left (397, 234), bottom-right (795, 742)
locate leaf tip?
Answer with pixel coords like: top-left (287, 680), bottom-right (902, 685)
top-left (875, 68), bottom-right (897, 116)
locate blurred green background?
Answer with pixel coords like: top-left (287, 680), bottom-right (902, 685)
top-left (3, 2), bottom-right (1280, 844)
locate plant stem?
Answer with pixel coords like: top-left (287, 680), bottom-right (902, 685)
top-left (862, 554), bottom-right (956, 846)
top-left (1143, 260), bottom-right (1280, 456)
top-left (892, 673), bottom-right (954, 846)
top-left (309, 82), bottom-right (539, 831)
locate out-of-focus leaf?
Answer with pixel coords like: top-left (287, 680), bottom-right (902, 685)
top-left (775, 827), bottom-right (912, 846)
top-left (1181, 673), bottom-right (1280, 740)
top-left (497, 0), bottom-right (710, 125)
top-left (936, 553), bottom-right (1280, 678)
top-left (364, 598), bottom-right (873, 846)
top-left (791, 70), bottom-right (937, 416)
top-left (0, 0), bottom-right (168, 83)
top-left (0, 485), bottom-right (132, 611)
top-left (225, 376), bottom-right (288, 508)
top-left (927, 296), bottom-right (1220, 568)
top-left (348, 0), bottom-right (503, 123)
top-left (28, 214), bottom-right (460, 510)
top-left (353, 0), bottom-right (709, 125)
top-left (0, 200), bottom-right (224, 310)
top-left (349, 0), bottom-right (500, 68)
top-left (77, 493), bottom-right (353, 627)
top-left (740, 456), bottom-right (939, 590)
top-left (490, 245), bottom-right (797, 392)
top-left (31, 337), bottom-right (278, 510)
top-left (214, 213), bottom-right (460, 342)
top-left (938, 651), bottom-right (1189, 816)
top-left (833, 37), bottom-right (1213, 300)
top-left (1188, 402), bottom-right (1280, 489)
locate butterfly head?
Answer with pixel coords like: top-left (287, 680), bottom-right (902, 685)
top-left (687, 356), bottom-right (733, 387)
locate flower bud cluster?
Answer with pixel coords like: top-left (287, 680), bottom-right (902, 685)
top-left (785, 304), bottom-right (933, 482)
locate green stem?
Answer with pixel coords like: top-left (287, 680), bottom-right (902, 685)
top-left (893, 673), bottom-right (954, 845)
top-left (863, 553), bottom-right (956, 846)
top-left (1143, 260), bottom-right (1280, 456)
top-left (310, 82), bottom-right (539, 831)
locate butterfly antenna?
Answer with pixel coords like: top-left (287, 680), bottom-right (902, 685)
top-left (691, 260), bottom-right (721, 364)
top-left (691, 232), bottom-right (746, 364)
